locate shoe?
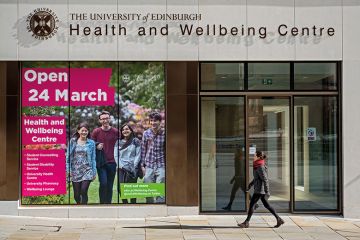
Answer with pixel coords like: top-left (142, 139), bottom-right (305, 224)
top-left (274, 218), bottom-right (284, 228)
top-left (238, 221), bottom-right (249, 228)
top-left (222, 205), bottom-right (231, 211)
top-left (254, 203), bottom-right (259, 210)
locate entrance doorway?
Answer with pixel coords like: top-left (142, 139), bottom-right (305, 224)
top-left (200, 96), bottom-right (290, 212)
top-left (200, 62), bottom-right (341, 214)
top-left (247, 97), bottom-right (290, 212)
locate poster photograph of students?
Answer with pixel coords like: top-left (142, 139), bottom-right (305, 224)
top-left (21, 61), bottom-right (165, 205)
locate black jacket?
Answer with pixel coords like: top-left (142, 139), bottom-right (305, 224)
top-left (249, 165), bottom-right (269, 195)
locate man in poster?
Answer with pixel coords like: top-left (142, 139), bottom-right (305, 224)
top-left (91, 111), bottom-right (118, 204)
top-left (141, 112), bottom-right (166, 203)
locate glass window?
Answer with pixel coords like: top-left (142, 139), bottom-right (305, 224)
top-left (248, 63), bottom-right (290, 90)
top-left (21, 62), bottom-right (166, 205)
top-left (118, 62), bottom-right (166, 204)
top-left (201, 97), bottom-right (246, 212)
top-left (294, 63), bottom-right (337, 90)
top-left (201, 63), bottom-right (244, 90)
top-left (294, 96), bottom-right (338, 210)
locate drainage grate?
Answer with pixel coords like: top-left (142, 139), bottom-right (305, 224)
top-left (20, 225), bottom-right (61, 232)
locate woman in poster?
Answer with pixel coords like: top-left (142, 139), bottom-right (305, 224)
top-left (66, 122), bottom-right (96, 204)
top-left (114, 123), bottom-right (141, 204)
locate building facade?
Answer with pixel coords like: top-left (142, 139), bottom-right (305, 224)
top-left (0, 0), bottom-right (359, 218)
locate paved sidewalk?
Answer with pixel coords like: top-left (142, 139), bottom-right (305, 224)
top-left (1, 215), bottom-right (360, 240)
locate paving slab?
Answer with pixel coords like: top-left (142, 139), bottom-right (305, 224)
top-left (115, 227), bottom-right (145, 234)
top-left (179, 216), bottom-right (209, 221)
top-left (55, 220), bottom-right (87, 228)
top-left (207, 218), bottom-right (238, 226)
top-left (277, 232), bottom-right (314, 240)
top-left (84, 227), bottom-right (115, 234)
top-left (301, 226), bottom-right (334, 233)
top-left (85, 220), bottom-right (117, 228)
top-left (212, 227), bottom-right (245, 234)
top-left (235, 215), bottom-right (267, 224)
top-left (307, 232), bottom-right (347, 240)
top-left (79, 232), bottom-right (113, 240)
top-left (179, 220), bottom-right (210, 226)
top-left (290, 216), bottom-right (326, 227)
top-left (146, 216), bottom-right (179, 222)
top-left (112, 233), bottom-right (145, 239)
top-left (0, 225), bottom-right (20, 233)
top-left (113, 236), bottom-right (145, 240)
top-left (182, 229), bottom-right (214, 235)
top-left (7, 232), bottom-right (47, 240)
top-left (215, 233), bottom-right (250, 240)
top-left (183, 234), bottom-right (217, 240)
top-left (273, 225), bottom-right (304, 233)
top-left (1, 214), bottom-right (360, 240)
top-left (354, 222), bottom-right (360, 228)
top-left (43, 232), bottom-right (81, 240)
top-left (146, 235), bottom-right (183, 240)
top-left (323, 220), bottom-right (360, 231)
top-left (336, 229), bottom-right (360, 237)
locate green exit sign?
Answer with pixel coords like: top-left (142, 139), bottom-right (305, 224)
top-left (263, 78), bottom-right (272, 85)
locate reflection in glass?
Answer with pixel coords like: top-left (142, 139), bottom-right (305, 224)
top-left (201, 63), bottom-right (244, 90)
top-left (294, 97), bottom-right (338, 210)
top-left (201, 97), bottom-right (246, 212)
top-left (248, 98), bottom-right (290, 211)
top-left (248, 63), bottom-right (290, 90)
top-left (294, 63), bottom-right (337, 90)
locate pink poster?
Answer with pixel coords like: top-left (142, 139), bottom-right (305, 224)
top-left (22, 116), bottom-right (67, 196)
top-left (22, 68), bottom-right (115, 106)
top-left (20, 63), bottom-right (166, 205)
top-left (22, 150), bottom-right (66, 197)
top-left (22, 116), bottom-right (66, 145)
top-left (21, 68), bottom-right (116, 199)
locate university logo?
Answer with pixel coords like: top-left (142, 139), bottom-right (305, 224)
top-left (27, 8), bottom-right (59, 40)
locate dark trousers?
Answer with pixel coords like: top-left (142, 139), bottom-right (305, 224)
top-left (72, 180), bottom-right (91, 204)
top-left (246, 193), bottom-right (280, 222)
top-left (97, 162), bottom-right (116, 204)
top-left (118, 168), bottom-right (137, 204)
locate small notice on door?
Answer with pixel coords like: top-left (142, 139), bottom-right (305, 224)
top-left (249, 146), bottom-right (256, 155)
top-left (307, 128), bottom-right (317, 141)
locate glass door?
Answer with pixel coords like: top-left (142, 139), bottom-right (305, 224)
top-left (247, 97), bottom-right (290, 212)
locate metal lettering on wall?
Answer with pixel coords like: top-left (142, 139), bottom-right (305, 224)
top-left (25, 8), bottom-right (336, 42)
